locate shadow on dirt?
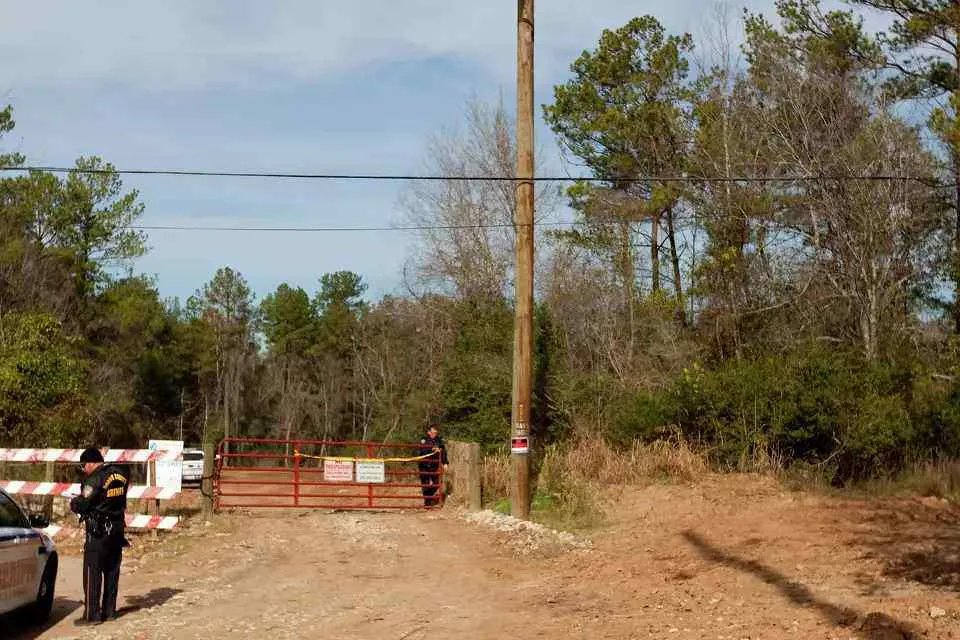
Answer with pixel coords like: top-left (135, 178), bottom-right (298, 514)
top-left (842, 499), bottom-right (960, 592)
top-left (118, 586), bottom-right (184, 616)
top-left (3, 596), bottom-right (83, 640)
top-left (682, 530), bottom-right (920, 640)
top-left (3, 588), bottom-right (184, 638)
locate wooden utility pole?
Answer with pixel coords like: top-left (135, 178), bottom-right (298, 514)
top-left (511, 0), bottom-right (534, 520)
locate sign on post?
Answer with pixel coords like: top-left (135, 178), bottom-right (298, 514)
top-left (148, 440), bottom-right (183, 493)
top-left (355, 460), bottom-right (385, 483)
top-left (511, 437), bottom-right (529, 454)
top-left (323, 459), bottom-right (353, 482)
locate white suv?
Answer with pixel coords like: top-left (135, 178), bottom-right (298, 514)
top-left (0, 489), bottom-right (58, 624)
top-left (182, 448), bottom-right (204, 484)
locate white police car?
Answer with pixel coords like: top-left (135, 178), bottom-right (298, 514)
top-left (0, 489), bottom-right (58, 623)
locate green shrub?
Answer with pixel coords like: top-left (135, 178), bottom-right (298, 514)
top-left (621, 343), bottom-right (923, 483)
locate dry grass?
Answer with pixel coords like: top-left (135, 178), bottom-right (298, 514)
top-left (481, 454), bottom-right (511, 505)
top-left (481, 436), bottom-right (709, 499)
top-left (845, 459), bottom-right (960, 500)
top-left (479, 436), bottom-right (710, 530)
top-left (479, 434), bottom-right (960, 533)
top-left (547, 436), bottom-right (708, 485)
top-left (734, 444), bottom-right (787, 475)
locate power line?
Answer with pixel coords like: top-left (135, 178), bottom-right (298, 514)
top-left (129, 221), bottom-right (575, 232)
top-left (1, 165), bottom-right (951, 185)
top-left (130, 215), bottom-right (741, 232)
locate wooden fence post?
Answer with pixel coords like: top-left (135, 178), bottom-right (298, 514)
top-left (202, 443), bottom-right (215, 519)
top-left (42, 461), bottom-right (55, 521)
top-left (466, 443), bottom-right (482, 511)
top-left (445, 439), bottom-right (483, 511)
top-left (148, 459), bottom-right (159, 539)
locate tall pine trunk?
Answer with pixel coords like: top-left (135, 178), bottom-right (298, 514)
top-left (665, 206), bottom-right (685, 325)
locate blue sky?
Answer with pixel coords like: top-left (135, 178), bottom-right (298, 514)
top-left (1, 0), bottom-right (871, 305)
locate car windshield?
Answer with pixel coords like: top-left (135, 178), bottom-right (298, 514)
top-left (183, 452), bottom-right (203, 461)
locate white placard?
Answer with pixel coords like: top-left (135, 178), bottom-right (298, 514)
top-left (323, 459), bottom-right (353, 482)
top-left (355, 460), bottom-right (385, 483)
top-left (148, 439), bottom-right (183, 493)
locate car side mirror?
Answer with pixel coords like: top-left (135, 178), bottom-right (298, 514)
top-left (29, 513), bottom-right (49, 529)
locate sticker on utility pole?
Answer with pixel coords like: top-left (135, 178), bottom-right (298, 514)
top-left (323, 459), bottom-right (353, 482)
top-left (511, 437), bottom-right (529, 454)
top-left (355, 460), bottom-right (385, 483)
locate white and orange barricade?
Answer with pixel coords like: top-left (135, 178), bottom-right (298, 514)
top-left (0, 447), bottom-right (183, 536)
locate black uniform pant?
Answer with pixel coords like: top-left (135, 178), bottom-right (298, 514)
top-left (419, 465), bottom-right (441, 506)
top-left (82, 530), bottom-right (123, 621)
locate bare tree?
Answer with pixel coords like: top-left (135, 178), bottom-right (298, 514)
top-left (692, 6), bottom-right (946, 360)
top-left (792, 116), bottom-right (943, 359)
top-left (399, 97), bottom-right (557, 301)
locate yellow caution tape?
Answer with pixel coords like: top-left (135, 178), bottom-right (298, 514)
top-left (293, 448), bottom-right (441, 463)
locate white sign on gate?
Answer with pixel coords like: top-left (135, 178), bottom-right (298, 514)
top-left (148, 439), bottom-right (183, 493)
top-left (355, 460), bottom-right (385, 483)
top-left (323, 459), bottom-right (353, 482)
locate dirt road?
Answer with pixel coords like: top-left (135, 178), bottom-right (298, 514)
top-left (5, 475), bottom-right (960, 639)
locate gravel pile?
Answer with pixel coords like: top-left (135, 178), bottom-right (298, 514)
top-left (329, 513), bottom-right (400, 551)
top-left (462, 509), bottom-right (593, 555)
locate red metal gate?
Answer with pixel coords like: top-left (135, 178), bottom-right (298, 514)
top-left (213, 437), bottom-right (445, 511)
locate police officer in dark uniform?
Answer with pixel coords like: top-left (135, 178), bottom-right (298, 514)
top-left (69, 447), bottom-right (129, 626)
top-left (417, 425), bottom-right (448, 507)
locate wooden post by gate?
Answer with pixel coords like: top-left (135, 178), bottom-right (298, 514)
top-left (202, 442), bottom-right (215, 519)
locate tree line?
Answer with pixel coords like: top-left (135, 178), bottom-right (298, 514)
top-left (4, 0), bottom-right (960, 484)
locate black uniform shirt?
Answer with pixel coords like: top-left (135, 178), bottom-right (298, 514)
top-left (69, 464), bottom-right (129, 527)
top-left (418, 435), bottom-right (449, 469)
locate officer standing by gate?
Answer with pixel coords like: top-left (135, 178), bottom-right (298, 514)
top-left (417, 425), bottom-right (448, 507)
top-left (69, 447), bottom-right (130, 626)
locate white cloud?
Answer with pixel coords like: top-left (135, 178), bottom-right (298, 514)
top-left (2, 0), bottom-right (893, 302)
top-left (3, 1), bottom-right (792, 91)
